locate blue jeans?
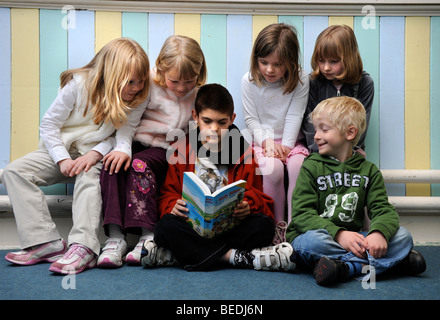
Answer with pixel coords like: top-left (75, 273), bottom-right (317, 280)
top-left (291, 227), bottom-right (413, 278)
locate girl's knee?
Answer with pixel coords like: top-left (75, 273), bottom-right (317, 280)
top-left (259, 159), bottom-right (284, 185)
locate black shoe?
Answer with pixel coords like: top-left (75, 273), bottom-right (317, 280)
top-left (392, 249), bottom-right (426, 275)
top-left (313, 257), bottom-right (349, 286)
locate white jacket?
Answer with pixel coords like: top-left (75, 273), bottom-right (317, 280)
top-left (39, 73), bottom-right (147, 164)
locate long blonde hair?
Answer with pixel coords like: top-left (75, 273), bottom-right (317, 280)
top-left (310, 25), bottom-right (363, 84)
top-left (60, 38), bottom-right (150, 129)
top-left (250, 23), bottom-right (302, 94)
top-left (154, 35), bottom-right (207, 88)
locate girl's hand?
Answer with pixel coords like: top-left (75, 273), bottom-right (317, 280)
top-left (262, 139), bottom-right (276, 158)
top-left (262, 139), bottom-right (290, 162)
top-left (58, 151), bottom-right (103, 177)
top-left (277, 145), bottom-right (292, 162)
top-left (170, 199), bottom-right (189, 219)
top-left (335, 230), bottom-right (368, 259)
top-left (103, 151), bottom-right (131, 174)
top-left (58, 158), bottom-right (76, 177)
top-left (233, 201), bottom-right (250, 220)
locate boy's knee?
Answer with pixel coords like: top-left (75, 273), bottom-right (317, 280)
top-left (390, 226), bottom-right (413, 247)
top-left (293, 229), bottom-right (333, 251)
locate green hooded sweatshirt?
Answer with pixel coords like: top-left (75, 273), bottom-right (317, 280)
top-left (286, 152), bottom-right (399, 243)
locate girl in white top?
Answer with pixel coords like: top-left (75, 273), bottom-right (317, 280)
top-left (3, 38), bottom-right (150, 274)
top-left (241, 23), bottom-right (310, 232)
top-left (98, 35), bottom-right (207, 267)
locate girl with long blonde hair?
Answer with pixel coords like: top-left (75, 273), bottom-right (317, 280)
top-left (4, 38), bottom-right (150, 274)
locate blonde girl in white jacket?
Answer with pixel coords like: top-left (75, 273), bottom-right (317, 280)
top-left (3, 38), bottom-right (150, 274)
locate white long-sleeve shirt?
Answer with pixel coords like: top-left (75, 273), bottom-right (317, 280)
top-left (39, 73), bottom-right (147, 164)
top-left (241, 70), bottom-right (309, 148)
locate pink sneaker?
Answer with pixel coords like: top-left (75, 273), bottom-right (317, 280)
top-left (5, 240), bottom-right (67, 266)
top-left (49, 244), bottom-right (97, 274)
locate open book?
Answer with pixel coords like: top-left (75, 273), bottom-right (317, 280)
top-left (182, 171), bottom-right (246, 238)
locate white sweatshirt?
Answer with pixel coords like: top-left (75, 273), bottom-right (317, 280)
top-left (241, 70), bottom-right (309, 148)
top-left (134, 70), bottom-right (198, 149)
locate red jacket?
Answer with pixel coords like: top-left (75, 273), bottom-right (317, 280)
top-left (158, 127), bottom-right (274, 221)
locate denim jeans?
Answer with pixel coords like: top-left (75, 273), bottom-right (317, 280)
top-left (291, 227), bottom-right (413, 278)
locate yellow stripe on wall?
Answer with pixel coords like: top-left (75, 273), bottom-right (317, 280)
top-left (405, 16), bottom-right (431, 196)
top-left (329, 16), bottom-right (354, 29)
top-left (252, 15), bottom-right (278, 43)
top-left (95, 11), bottom-right (122, 52)
top-left (175, 14), bottom-right (201, 43)
top-left (10, 9), bottom-right (40, 161)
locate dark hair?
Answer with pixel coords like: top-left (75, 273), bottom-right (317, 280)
top-left (194, 84), bottom-right (234, 116)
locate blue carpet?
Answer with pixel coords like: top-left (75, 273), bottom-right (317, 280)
top-left (1, 246), bottom-right (439, 302)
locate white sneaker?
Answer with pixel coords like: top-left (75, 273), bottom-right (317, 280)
top-left (97, 238), bottom-right (128, 268)
top-left (126, 236), bottom-right (152, 265)
top-left (140, 240), bottom-right (177, 268)
top-left (251, 242), bottom-right (295, 272)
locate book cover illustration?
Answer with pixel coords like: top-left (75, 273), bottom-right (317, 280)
top-left (182, 171), bottom-right (246, 238)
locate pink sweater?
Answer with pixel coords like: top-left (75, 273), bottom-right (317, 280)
top-left (134, 70), bottom-right (198, 149)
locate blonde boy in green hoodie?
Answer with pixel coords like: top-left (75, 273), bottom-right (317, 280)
top-left (287, 96), bottom-right (425, 286)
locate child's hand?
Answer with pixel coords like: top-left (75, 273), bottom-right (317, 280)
top-left (262, 139), bottom-right (276, 158)
top-left (365, 231), bottom-right (388, 258)
top-left (277, 145), bottom-right (292, 162)
top-left (58, 151), bottom-right (103, 177)
top-left (335, 230), bottom-right (368, 259)
top-left (171, 199), bottom-right (189, 218)
top-left (262, 139), bottom-right (290, 161)
top-left (58, 158), bottom-right (76, 177)
top-left (103, 151), bottom-right (131, 174)
top-left (233, 201), bottom-right (250, 220)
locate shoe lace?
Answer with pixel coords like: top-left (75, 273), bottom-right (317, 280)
top-left (272, 221), bottom-right (287, 245)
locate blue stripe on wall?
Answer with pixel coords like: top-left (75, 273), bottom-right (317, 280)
top-left (122, 12), bottom-right (149, 53)
top-left (354, 16), bottom-right (380, 166)
top-left (379, 16), bottom-right (406, 196)
top-left (226, 15), bottom-right (252, 131)
top-left (67, 10), bottom-right (95, 69)
top-left (431, 16), bottom-right (440, 196)
top-left (303, 16), bottom-right (328, 74)
top-left (279, 16), bottom-right (304, 68)
top-left (40, 9), bottom-right (68, 119)
top-left (148, 13), bottom-right (174, 64)
top-left (201, 14), bottom-right (227, 86)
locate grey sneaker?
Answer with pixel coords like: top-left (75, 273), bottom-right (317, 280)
top-left (140, 240), bottom-right (178, 268)
top-left (251, 242), bottom-right (295, 272)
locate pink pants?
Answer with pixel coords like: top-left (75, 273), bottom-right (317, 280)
top-left (253, 140), bottom-right (309, 223)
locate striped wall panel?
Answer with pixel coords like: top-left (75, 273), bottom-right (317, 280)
top-left (0, 8), bottom-right (439, 197)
